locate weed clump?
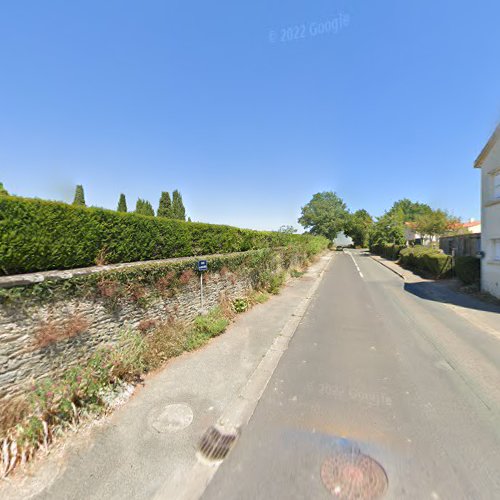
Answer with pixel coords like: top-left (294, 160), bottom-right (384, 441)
top-left (186, 307), bottom-right (229, 351)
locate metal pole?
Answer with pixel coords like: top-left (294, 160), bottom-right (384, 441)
top-left (200, 272), bottom-right (204, 310)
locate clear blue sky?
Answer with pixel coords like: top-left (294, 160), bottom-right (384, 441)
top-left (1, 0), bottom-right (499, 230)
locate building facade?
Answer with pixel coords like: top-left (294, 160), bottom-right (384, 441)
top-left (475, 125), bottom-right (500, 298)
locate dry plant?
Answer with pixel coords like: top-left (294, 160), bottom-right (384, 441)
top-left (155, 271), bottom-right (176, 295)
top-left (34, 315), bottom-right (89, 349)
top-left (179, 269), bottom-right (195, 285)
top-left (218, 292), bottom-right (236, 320)
top-left (143, 321), bottom-right (188, 369)
top-left (137, 318), bottom-right (158, 334)
top-left (94, 246), bottom-right (109, 266)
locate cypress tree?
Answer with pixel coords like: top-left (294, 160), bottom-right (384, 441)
top-left (72, 185), bottom-right (86, 206)
top-left (135, 198), bottom-right (155, 216)
top-left (144, 201), bottom-right (155, 216)
top-left (117, 193), bottom-right (127, 212)
top-left (0, 182), bottom-right (8, 196)
top-left (172, 190), bottom-right (186, 221)
top-left (157, 191), bottom-right (172, 218)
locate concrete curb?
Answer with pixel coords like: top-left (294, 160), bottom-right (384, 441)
top-left (370, 255), bottom-right (406, 280)
top-left (157, 252), bottom-right (333, 500)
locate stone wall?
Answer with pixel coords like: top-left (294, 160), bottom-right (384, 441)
top-left (0, 251), bottom-right (276, 404)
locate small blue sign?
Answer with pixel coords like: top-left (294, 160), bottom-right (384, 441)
top-left (197, 260), bottom-right (208, 272)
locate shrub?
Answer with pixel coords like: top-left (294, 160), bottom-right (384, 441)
top-left (399, 246), bottom-right (452, 278)
top-left (0, 196), bottom-right (328, 275)
top-left (455, 256), bottom-right (480, 285)
top-left (266, 271), bottom-right (287, 294)
top-left (370, 243), bottom-right (405, 260)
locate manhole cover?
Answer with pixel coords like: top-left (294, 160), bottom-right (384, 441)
top-left (321, 451), bottom-right (388, 499)
top-left (152, 403), bottom-right (193, 433)
top-left (198, 426), bottom-right (238, 461)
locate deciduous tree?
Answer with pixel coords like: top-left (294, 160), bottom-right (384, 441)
top-left (369, 213), bottom-right (406, 247)
top-left (0, 182), bottom-right (9, 196)
top-left (413, 209), bottom-right (459, 242)
top-left (298, 192), bottom-right (349, 241)
top-left (386, 199), bottom-right (432, 223)
top-left (345, 209), bottom-right (373, 247)
top-left (278, 225), bottom-right (298, 234)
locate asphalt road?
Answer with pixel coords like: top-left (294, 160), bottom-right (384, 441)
top-left (203, 250), bottom-right (500, 500)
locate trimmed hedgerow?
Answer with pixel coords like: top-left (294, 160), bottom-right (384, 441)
top-left (0, 196), bottom-right (328, 275)
top-left (399, 246), bottom-right (453, 279)
top-left (455, 256), bottom-right (480, 285)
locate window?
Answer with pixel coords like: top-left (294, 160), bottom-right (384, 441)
top-left (495, 239), bottom-right (500, 261)
top-left (495, 173), bottom-right (500, 199)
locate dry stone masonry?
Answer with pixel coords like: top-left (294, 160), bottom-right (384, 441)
top-left (0, 251), bottom-right (284, 405)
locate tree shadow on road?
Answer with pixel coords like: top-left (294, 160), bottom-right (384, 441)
top-left (404, 281), bottom-right (500, 315)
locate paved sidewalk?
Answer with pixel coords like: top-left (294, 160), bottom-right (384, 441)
top-left (2, 253), bottom-right (332, 500)
top-left (369, 252), bottom-right (500, 339)
top-left (369, 253), bottom-right (428, 283)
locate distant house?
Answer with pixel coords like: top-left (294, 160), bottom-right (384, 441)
top-left (405, 218), bottom-right (481, 248)
top-left (450, 219), bottom-right (481, 234)
top-left (474, 124), bottom-right (500, 298)
top-left (403, 222), bottom-right (437, 246)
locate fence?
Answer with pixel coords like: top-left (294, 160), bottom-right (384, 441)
top-left (439, 234), bottom-right (480, 257)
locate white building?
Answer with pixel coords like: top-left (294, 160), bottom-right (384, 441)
top-left (403, 222), bottom-right (438, 246)
top-left (474, 125), bottom-right (500, 298)
top-left (458, 219), bottom-right (482, 234)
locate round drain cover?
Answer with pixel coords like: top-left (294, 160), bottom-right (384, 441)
top-left (152, 403), bottom-right (193, 433)
top-left (321, 452), bottom-right (388, 499)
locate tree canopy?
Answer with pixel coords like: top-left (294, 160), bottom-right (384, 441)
top-left (386, 198), bottom-right (432, 223)
top-left (0, 182), bottom-right (9, 196)
top-left (278, 225), bottom-right (297, 234)
top-left (413, 209), bottom-right (459, 240)
top-left (345, 209), bottom-right (373, 247)
top-left (298, 192), bottom-right (349, 240)
top-left (369, 213), bottom-right (406, 246)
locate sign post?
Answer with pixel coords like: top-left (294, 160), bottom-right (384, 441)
top-left (197, 260), bottom-right (208, 310)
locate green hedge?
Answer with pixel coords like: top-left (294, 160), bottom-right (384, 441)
top-left (0, 196), bottom-right (328, 275)
top-left (399, 246), bottom-right (453, 279)
top-left (370, 243), bottom-right (405, 260)
top-left (455, 256), bottom-right (480, 285)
